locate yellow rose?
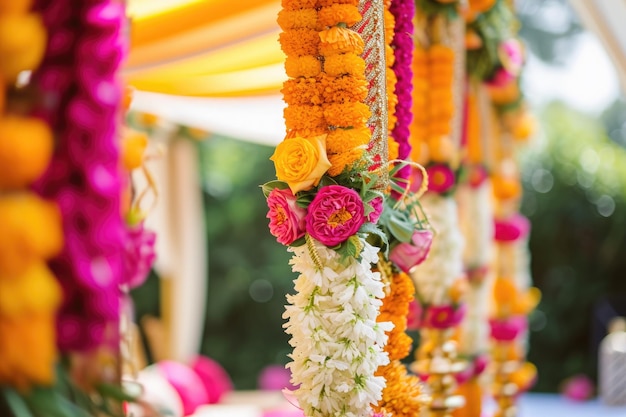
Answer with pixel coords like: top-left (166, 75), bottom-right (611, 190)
top-left (271, 135), bottom-right (331, 194)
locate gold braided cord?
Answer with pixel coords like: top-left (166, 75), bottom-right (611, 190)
top-left (353, 0), bottom-right (389, 190)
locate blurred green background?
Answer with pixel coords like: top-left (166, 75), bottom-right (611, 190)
top-left (131, 0), bottom-right (626, 393)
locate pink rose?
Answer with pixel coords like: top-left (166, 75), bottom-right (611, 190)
top-left (367, 196), bottom-right (383, 224)
top-left (389, 229), bottom-right (433, 273)
top-left (489, 316), bottom-right (527, 341)
top-left (427, 164), bottom-right (456, 194)
top-left (123, 221), bottom-right (156, 289)
top-left (494, 213), bottom-right (530, 242)
top-left (305, 185), bottom-right (365, 246)
top-left (267, 188), bottom-right (307, 246)
top-left (424, 304), bottom-right (466, 329)
top-left (487, 39), bottom-right (523, 87)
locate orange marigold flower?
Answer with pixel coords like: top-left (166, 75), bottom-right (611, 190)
top-left (0, 115), bottom-right (53, 190)
top-left (384, 9), bottom-right (395, 43)
top-left (373, 360), bottom-right (423, 417)
top-left (323, 53), bottom-right (365, 77)
top-left (282, 77), bottom-right (323, 105)
top-left (327, 148), bottom-right (364, 176)
top-left (318, 0), bottom-right (359, 6)
top-left (323, 101), bottom-right (371, 127)
top-left (428, 44), bottom-right (455, 63)
top-left (326, 126), bottom-right (370, 154)
top-left (385, 44), bottom-right (395, 67)
top-left (318, 4), bottom-right (362, 27)
top-left (0, 313), bottom-right (58, 390)
top-left (285, 55), bottom-right (322, 78)
top-left (0, 262), bottom-right (61, 316)
top-left (279, 29), bottom-right (320, 57)
top-left (318, 73), bottom-right (367, 104)
top-left (318, 26), bottom-right (364, 56)
top-left (0, 193), bottom-right (63, 277)
top-left (284, 104), bottom-right (325, 131)
top-left (281, 0), bottom-right (317, 11)
top-left (388, 138), bottom-right (399, 161)
top-left (0, 13), bottom-right (47, 81)
top-left (121, 129), bottom-right (148, 171)
top-left (287, 126), bottom-right (328, 138)
top-left (277, 8), bottom-right (318, 30)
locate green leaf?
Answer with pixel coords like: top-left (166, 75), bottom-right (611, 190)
top-left (296, 193), bottom-right (315, 208)
top-left (96, 382), bottom-right (138, 403)
top-left (318, 175), bottom-right (338, 187)
top-left (387, 213), bottom-right (415, 243)
top-left (260, 180), bottom-right (289, 198)
top-left (2, 388), bottom-right (35, 417)
top-left (359, 223), bottom-right (389, 257)
top-left (290, 236), bottom-right (306, 247)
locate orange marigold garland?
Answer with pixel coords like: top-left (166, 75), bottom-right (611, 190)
top-left (0, 1), bottom-right (63, 391)
top-left (374, 269), bottom-right (425, 416)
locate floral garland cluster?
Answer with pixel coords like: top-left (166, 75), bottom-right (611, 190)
top-left (372, 270), bottom-right (424, 417)
top-left (284, 239), bottom-right (391, 417)
top-left (384, 0), bottom-right (399, 163)
top-left (388, 0), bottom-right (415, 189)
top-left (269, 1), bottom-right (405, 415)
top-left (410, 42), bottom-right (458, 195)
top-left (34, 0), bottom-right (127, 353)
top-left (0, 1), bottom-right (62, 390)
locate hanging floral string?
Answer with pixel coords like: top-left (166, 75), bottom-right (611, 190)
top-left (389, 0), bottom-right (415, 191)
top-left (0, 1), bottom-right (63, 392)
top-left (268, 0), bottom-right (395, 415)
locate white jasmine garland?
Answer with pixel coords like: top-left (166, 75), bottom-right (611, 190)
top-left (410, 194), bottom-right (464, 305)
top-left (284, 237), bottom-right (392, 417)
top-left (456, 181), bottom-right (494, 355)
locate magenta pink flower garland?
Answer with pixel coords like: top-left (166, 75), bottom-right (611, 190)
top-left (34, 0), bottom-right (127, 352)
top-left (389, 0), bottom-right (414, 191)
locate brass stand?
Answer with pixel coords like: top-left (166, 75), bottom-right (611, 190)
top-left (491, 342), bottom-right (519, 417)
top-left (412, 329), bottom-right (466, 417)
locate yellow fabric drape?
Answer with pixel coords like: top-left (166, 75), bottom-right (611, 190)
top-left (125, 0), bottom-right (285, 97)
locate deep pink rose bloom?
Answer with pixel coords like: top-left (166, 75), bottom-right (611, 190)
top-left (487, 39), bottom-right (524, 87)
top-left (562, 374), bottom-right (594, 402)
top-left (258, 364), bottom-right (297, 391)
top-left (494, 213), bottom-right (530, 242)
top-left (406, 299), bottom-right (423, 331)
top-left (389, 229), bottom-right (433, 273)
top-left (305, 185), bottom-right (365, 246)
top-left (367, 196), bottom-right (384, 224)
top-left (191, 355), bottom-right (233, 404)
top-left (424, 304), bottom-right (466, 329)
top-left (427, 164), bottom-right (456, 194)
top-left (267, 188), bottom-right (307, 246)
top-left (489, 316), bottom-right (527, 341)
top-left (124, 221), bottom-right (156, 289)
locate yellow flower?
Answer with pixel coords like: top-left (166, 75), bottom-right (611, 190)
top-left (0, 262), bottom-right (61, 316)
top-left (279, 29), bottom-right (320, 57)
top-left (121, 129), bottom-right (148, 171)
top-left (388, 137), bottom-right (399, 161)
top-left (0, 313), bottom-right (58, 390)
top-left (285, 55), bottom-right (322, 78)
top-left (277, 8), bottom-right (318, 30)
top-left (271, 135), bottom-right (331, 193)
top-left (318, 26), bottom-right (364, 56)
top-left (0, 13), bottom-right (46, 81)
top-left (0, 193), bottom-right (63, 277)
top-left (0, 115), bottom-right (54, 190)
